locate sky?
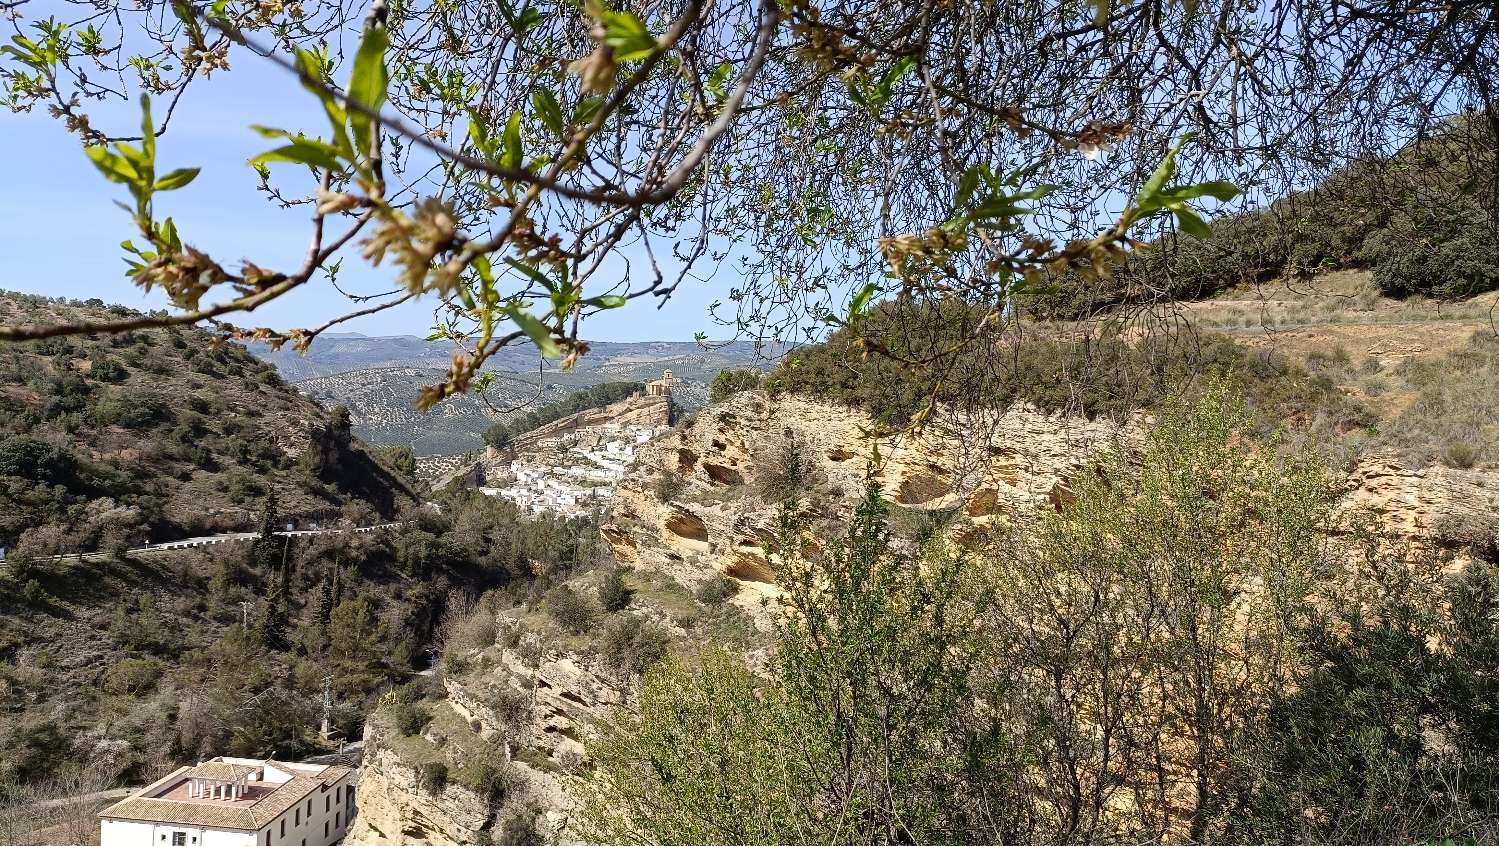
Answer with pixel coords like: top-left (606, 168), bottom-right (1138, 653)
top-left (0, 39), bottom-right (729, 342)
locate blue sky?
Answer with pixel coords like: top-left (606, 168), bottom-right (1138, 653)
top-left (0, 40), bottom-right (728, 341)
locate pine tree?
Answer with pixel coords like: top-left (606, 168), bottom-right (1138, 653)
top-left (315, 571), bottom-right (335, 627)
top-left (251, 490), bottom-right (282, 571)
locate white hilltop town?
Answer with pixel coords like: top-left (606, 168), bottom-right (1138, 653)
top-left (477, 370), bottom-right (677, 516)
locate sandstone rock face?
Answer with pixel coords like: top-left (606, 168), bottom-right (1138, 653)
top-left (346, 724), bottom-right (495, 846)
top-left (352, 391), bottom-right (1499, 846)
top-left (602, 391), bottom-right (1138, 627)
top-left (1340, 449), bottom-right (1499, 545)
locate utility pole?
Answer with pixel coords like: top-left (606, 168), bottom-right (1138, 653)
top-left (320, 674), bottom-right (334, 740)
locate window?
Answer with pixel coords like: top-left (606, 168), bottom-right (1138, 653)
top-left (335, 787), bottom-right (340, 803)
top-left (335, 813), bottom-right (341, 829)
top-left (295, 809), bottom-right (300, 826)
top-left (172, 833), bottom-right (187, 846)
top-left (324, 822), bottom-right (329, 837)
top-left (306, 799), bottom-right (312, 816)
top-left (325, 796), bottom-right (330, 813)
top-left (280, 820), bottom-right (286, 838)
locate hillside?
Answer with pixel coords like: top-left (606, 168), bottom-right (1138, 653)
top-left (250, 335), bottom-right (771, 381)
top-left (1024, 125), bottom-right (1499, 319)
top-left (0, 293), bottom-right (416, 555)
top-left (274, 351), bottom-right (738, 457)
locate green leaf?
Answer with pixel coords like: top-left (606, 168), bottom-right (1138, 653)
top-left (348, 25), bottom-right (390, 162)
top-left (154, 167), bottom-right (200, 191)
top-left (505, 304), bottom-right (562, 358)
top-left (954, 166), bottom-right (982, 210)
top-left (847, 282), bottom-right (879, 321)
top-left (504, 257), bottom-right (556, 291)
top-left (1174, 207), bottom-right (1212, 239)
top-left (500, 111), bottom-right (524, 170)
top-left (583, 294), bottom-right (627, 309)
top-left (294, 48), bottom-right (352, 159)
top-left (466, 108), bottom-right (496, 160)
top-left (1176, 179), bottom-right (1240, 202)
top-left (85, 146), bottom-right (139, 185)
top-left (601, 10), bottom-right (656, 62)
top-left (1135, 134), bottom-right (1192, 213)
top-left (138, 94), bottom-right (156, 183)
top-left (251, 142), bottom-right (345, 171)
top-left (532, 89), bottom-right (566, 138)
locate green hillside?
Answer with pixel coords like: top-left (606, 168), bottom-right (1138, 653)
top-left (0, 292), bottom-right (415, 555)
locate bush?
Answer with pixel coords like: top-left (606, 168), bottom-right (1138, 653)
top-left (1442, 441), bottom-right (1479, 470)
top-left (695, 573), bottom-right (739, 605)
top-left (393, 702), bottom-right (432, 736)
top-left (650, 472), bottom-right (686, 502)
top-left (710, 369), bottom-right (763, 403)
top-left (598, 568), bottom-right (633, 612)
top-left (102, 657), bottom-right (164, 694)
top-left (421, 761), bottom-right (449, 792)
top-left (599, 615), bottom-right (671, 676)
top-left (491, 808), bottom-right (544, 846)
top-left (545, 585), bottom-right (598, 634)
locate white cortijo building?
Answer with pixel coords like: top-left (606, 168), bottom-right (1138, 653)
top-left (99, 758), bottom-right (355, 846)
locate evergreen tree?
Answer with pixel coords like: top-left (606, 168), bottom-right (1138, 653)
top-left (250, 490), bottom-right (282, 571)
top-left (314, 571), bottom-right (335, 627)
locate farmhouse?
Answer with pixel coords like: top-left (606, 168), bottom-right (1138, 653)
top-left (98, 759), bottom-right (354, 846)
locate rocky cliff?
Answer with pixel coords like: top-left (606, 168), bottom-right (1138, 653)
top-left (346, 390), bottom-right (1499, 846)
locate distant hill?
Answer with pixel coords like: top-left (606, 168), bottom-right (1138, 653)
top-left (0, 292), bottom-right (415, 553)
top-left (253, 336), bottom-right (772, 456)
top-left (249, 335), bottom-right (773, 381)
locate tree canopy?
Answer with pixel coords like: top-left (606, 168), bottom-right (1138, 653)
top-left (2, 0), bottom-right (1495, 404)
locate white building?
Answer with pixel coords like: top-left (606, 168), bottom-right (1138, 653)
top-left (100, 758), bottom-right (355, 846)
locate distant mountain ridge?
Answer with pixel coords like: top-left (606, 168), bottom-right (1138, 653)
top-left (251, 335), bottom-right (776, 457)
top-left (249, 335), bottom-right (772, 381)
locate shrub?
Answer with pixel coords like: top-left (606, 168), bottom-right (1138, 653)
top-left (421, 761), bottom-right (449, 792)
top-left (599, 615), bottom-right (671, 676)
top-left (456, 741), bottom-right (508, 797)
top-left (1441, 441), bottom-right (1479, 470)
top-left (545, 585), bottom-right (598, 634)
top-left (710, 369), bottom-right (763, 403)
top-left (650, 472), bottom-right (686, 502)
top-left (598, 568), bottom-right (633, 612)
top-left (393, 702), bottom-right (432, 736)
top-left (491, 808), bottom-right (544, 846)
top-left (102, 657), bottom-right (164, 694)
top-left (696, 573), bottom-right (739, 605)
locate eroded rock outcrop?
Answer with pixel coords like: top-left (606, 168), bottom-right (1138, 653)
top-left (346, 725), bottom-right (496, 846)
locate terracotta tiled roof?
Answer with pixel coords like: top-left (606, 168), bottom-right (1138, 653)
top-left (183, 762), bottom-right (257, 782)
top-left (99, 762), bottom-right (353, 831)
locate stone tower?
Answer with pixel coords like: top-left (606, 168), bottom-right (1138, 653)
top-left (645, 369), bottom-right (675, 398)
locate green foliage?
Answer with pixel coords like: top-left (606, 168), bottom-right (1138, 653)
top-left (709, 369), bottom-right (763, 403)
top-left (694, 573), bottom-right (738, 605)
top-left (597, 567), bottom-right (633, 612)
top-left (649, 472), bottom-right (686, 502)
top-left (420, 761), bottom-right (449, 792)
top-left (379, 445), bottom-right (418, 478)
top-left (598, 614), bottom-right (670, 676)
top-left (102, 656), bottom-right (165, 694)
top-left (583, 486), bottom-right (1009, 845)
top-left (770, 299), bottom-right (1352, 427)
top-left (1025, 128), bottom-right (1499, 316)
top-left (393, 702), bottom-right (432, 737)
top-left (544, 584), bottom-right (598, 634)
top-left (483, 381), bottom-right (643, 448)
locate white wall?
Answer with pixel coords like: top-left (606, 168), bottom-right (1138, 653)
top-left (259, 774), bottom-right (355, 846)
top-left (101, 820), bottom-right (256, 846)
